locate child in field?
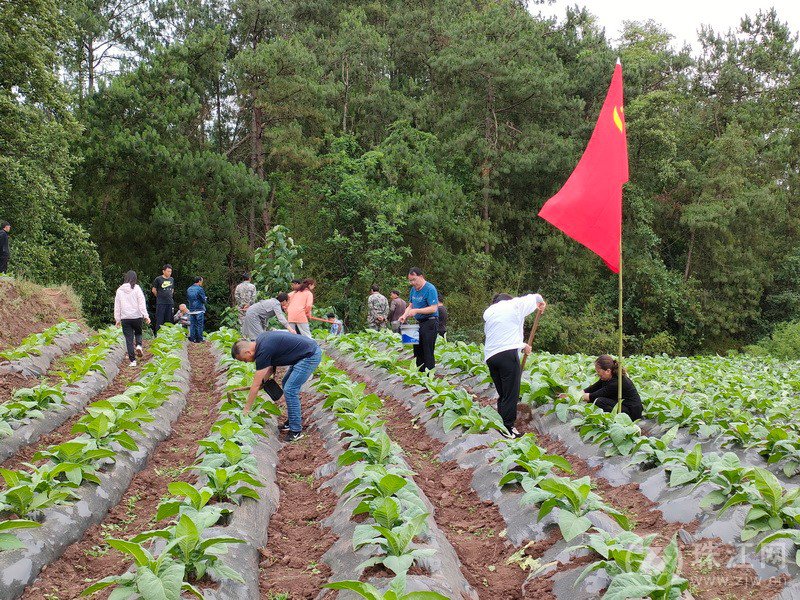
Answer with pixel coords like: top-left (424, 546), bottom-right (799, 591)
top-left (328, 313), bottom-right (344, 336)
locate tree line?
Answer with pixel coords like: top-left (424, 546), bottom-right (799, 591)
top-left (3, 0), bottom-right (800, 355)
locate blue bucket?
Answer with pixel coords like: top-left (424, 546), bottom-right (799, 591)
top-left (400, 323), bottom-right (420, 345)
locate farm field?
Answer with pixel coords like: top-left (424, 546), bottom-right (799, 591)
top-left (1, 317), bottom-right (799, 599)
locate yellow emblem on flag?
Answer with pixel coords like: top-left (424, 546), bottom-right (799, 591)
top-left (613, 106), bottom-right (624, 133)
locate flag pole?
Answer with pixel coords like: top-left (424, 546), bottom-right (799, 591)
top-left (616, 223), bottom-right (623, 413)
top-left (614, 56), bottom-right (625, 415)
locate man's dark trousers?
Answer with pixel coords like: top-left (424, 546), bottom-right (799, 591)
top-left (0, 254), bottom-right (8, 273)
top-left (486, 348), bottom-right (522, 433)
top-left (412, 318), bottom-right (438, 371)
top-left (154, 303), bottom-right (173, 335)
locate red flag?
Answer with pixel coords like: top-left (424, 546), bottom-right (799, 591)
top-left (538, 62), bottom-right (628, 272)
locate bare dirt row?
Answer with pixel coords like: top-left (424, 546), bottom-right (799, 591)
top-left (21, 343), bottom-right (220, 600)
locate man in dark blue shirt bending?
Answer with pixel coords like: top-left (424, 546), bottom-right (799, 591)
top-left (231, 330), bottom-right (323, 442)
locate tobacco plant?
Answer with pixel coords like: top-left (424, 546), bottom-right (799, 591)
top-left (521, 475), bottom-right (630, 541)
top-left (132, 513), bottom-right (245, 583)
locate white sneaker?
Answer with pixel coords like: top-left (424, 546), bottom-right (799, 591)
top-left (135, 345), bottom-right (143, 357)
top-left (129, 360), bottom-right (137, 367)
top-left (501, 427), bottom-right (522, 439)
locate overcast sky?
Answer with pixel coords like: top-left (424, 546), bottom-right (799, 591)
top-left (533, 1), bottom-right (800, 53)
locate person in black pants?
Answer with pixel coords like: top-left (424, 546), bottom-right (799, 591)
top-left (583, 354), bottom-right (643, 420)
top-left (483, 292), bottom-right (546, 438)
top-left (0, 222), bottom-right (10, 274)
top-left (399, 267), bottom-right (440, 371)
top-left (437, 295), bottom-right (448, 340)
top-left (114, 270), bottom-right (151, 367)
top-left (151, 264), bottom-right (175, 335)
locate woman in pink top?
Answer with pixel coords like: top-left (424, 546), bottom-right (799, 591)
top-left (286, 278), bottom-right (315, 337)
top-left (114, 271), bottom-right (151, 366)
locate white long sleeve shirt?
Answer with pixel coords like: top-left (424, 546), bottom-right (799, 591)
top-left (114, 284), bottom-right (150, 322)
top-left (483, 294), bottom-right (543, 361)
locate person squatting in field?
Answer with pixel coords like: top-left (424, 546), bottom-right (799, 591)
top-left (399, 267), bottom-right (440, 371)
top-left (483, 292), bottom-right (546, 438)
top-left (583, 354), bottom-right (643, 420)
top-left (231, 331), bottom-right (323, 442)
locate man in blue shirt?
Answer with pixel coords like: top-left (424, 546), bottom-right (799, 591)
top-left (231, 330), bottom-right (323, 442)
top-left (399, 267), bottom-right (439, 371)
top-left (186, 276), bottom-right (207, 343)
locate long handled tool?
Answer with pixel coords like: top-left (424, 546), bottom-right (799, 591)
top-left (226, 379), bottom-right (283, 404)
top-left (519, 307), bottom-right (544, 370)
top-left (226, 385), bottom-right (250, 404)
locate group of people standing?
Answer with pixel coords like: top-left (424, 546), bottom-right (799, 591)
top-left (113, 265), bottom-right (207, 366)
top-left (109, 261), bottom-right (642, 443)
top-left (367, 281), bottom-right (447, 337)
top-left (235, 275), bottom-right (337, 340)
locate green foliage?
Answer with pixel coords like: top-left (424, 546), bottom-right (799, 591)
top-left (749, 320), bottom-right (800, 359)
top-left (252, 225), bottom-right (303, 299)
top-left (324, 579), bottom-right (449, 600)
top-left (0, 519), bottom-right (41, 552)
top-left (0, 384), bottom-right (65, 426)
top-left (0, 0), bottom-right (104, 318)
top-left (81, 537), bottom-right (201, 599)
top-left (132, 514), bottom-right (245, 583)
top-left (601, 536), bottom-right (688, 600)
top-left (3, 0), bottom-right (800, 352)
top-left (0, 466), bottom-right (79, 518)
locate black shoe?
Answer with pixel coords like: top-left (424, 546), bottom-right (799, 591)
top-left (286, 430), bottom-right (305, 442)
top-left (279, 420), bottom-right (290, 432)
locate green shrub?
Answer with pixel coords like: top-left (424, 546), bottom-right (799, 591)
top-left (749, 320), bottom-right (800, 359)
top-left (641, 332), bottom-right (678, 356)
top-left (536, 299), bottom-right (618, 355)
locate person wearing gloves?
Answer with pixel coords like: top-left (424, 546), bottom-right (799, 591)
top-left (114, 271), bottom-right (151, 367)
top-left (483, 292), bottom-right (546, 438)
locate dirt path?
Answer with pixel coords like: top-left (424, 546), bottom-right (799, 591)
top-left (0, 371), bottom-right (38, 405)
top-left (21, 342), bottom-right (221, 600)
top-left (259, 410), bottom-right (338, 600)
top-left (471, 377), bottom-right (789, 598)
top-left (378, 394), bottom-right (556, 599)
top-left (1, 345), bottom-right (154, 471)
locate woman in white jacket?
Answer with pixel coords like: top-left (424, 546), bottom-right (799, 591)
top-left (114, 271), bottom-right (151, 366)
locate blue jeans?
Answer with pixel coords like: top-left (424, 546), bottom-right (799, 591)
top-left (281, 346), bottom-right (323, 432)
top-left (189, 312), bottom-right (205, 342)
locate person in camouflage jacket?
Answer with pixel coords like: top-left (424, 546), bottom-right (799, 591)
top-left (234, 273), bottom-right (258, 326)
top-left (367, 285), bottom-right (390, 330)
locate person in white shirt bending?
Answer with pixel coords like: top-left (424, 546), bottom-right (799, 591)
top-left (483, 292), bottom-right (546, 438)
